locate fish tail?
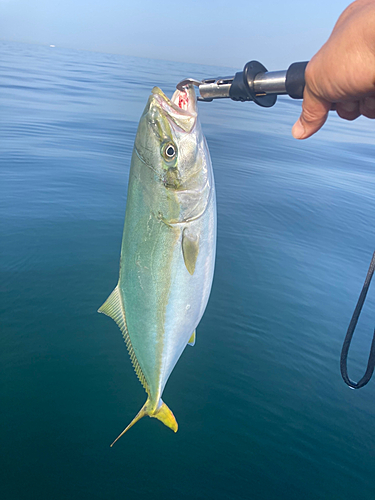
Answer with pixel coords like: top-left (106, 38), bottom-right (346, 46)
top-left (110, 398), bottom-right (178, 446)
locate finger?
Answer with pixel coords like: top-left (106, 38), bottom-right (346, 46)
top-left (336, 100), bottom-right (361, 120)
top-left (360, 96), bottom-right (375, 119)
top-left (292, 85), bottom-right (330, 139)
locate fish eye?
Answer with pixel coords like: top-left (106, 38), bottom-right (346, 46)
top-left (162, 142), bottom-right (177, 161)
top-left (166, 145), bottom-right (175, 157)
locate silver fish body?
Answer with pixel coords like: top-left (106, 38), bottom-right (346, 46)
top-left (99, 85), bottom-right (216, 444)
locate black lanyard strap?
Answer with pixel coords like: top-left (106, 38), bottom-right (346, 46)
top-left (340, 251), bottom-right (375, 389)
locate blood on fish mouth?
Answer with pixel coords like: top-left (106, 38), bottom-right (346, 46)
top-left (178, 91), bottom-right (189, 110)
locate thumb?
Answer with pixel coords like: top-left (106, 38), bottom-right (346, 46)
top-left (292, 86), bottom-right (331, 139)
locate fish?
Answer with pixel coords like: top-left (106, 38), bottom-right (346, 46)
top-left (98, 84), bottom-right (216, 445)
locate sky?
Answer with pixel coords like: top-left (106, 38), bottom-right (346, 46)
top-left (0, 0), bottom-right (352, 69)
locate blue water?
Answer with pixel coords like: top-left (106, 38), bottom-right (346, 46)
top-left (1, 41), bottom-right (375, 500)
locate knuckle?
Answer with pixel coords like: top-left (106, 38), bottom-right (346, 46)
top-left (336, 102), bottom-right (360, 121)
top-left (336, 109), bottom-right (360, 121)
top-left (360, 97), bottom-right (375, 119)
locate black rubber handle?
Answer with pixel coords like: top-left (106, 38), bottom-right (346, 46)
top-left (229, 59), bottom-right (309, 106)
top-left (285, 61), bottom-right (308, 99)
top-left (229, 60), bottom-right (277, 108)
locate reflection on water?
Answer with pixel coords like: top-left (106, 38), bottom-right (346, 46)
top-left (1, 41), bottom-right (375, 500)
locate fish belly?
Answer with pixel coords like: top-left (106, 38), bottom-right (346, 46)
top-left (118, 154), bottom-right (216, 406)
top-left (159, 192), bottom-right (216, 393)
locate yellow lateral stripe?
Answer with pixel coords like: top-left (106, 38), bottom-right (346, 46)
top-left (98, 286), bottom-right (149, 394)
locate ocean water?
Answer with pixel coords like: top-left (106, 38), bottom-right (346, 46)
top-left (1, 41), bottom-right (375, 500)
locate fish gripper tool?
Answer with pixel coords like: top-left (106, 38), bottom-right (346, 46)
top-left (176, 60), bottom-right (308, 107)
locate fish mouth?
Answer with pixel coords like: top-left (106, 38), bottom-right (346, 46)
top-left (150, 86), bottom-right (197, 132)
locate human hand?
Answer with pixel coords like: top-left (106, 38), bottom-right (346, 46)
top-left (292, 0), bottom-right (375, 139)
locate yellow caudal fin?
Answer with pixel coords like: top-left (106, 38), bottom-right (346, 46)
top-left (110, 398), bottom-right (178, 447)
top-left (152, 399), bottom-right (178, 432)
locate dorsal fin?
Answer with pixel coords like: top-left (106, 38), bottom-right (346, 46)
top-left (98, 286), bottom-right (149, 393)
top-left (188, 330), bottom-right (196, 346)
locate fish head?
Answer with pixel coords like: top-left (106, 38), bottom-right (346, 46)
top-left (135, 85), bottom-right (212, 223)
top-left (135, 85), bottom-right (198, 189)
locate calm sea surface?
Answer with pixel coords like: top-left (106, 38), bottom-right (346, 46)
top-left (1, 41), bottom-right (375, 500)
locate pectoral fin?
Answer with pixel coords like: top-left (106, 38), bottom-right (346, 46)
top-left (188, 330), bottom-right (196, 346)
top-left (182, 228), bottom-right (199, 275)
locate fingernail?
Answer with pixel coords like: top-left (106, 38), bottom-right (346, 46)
top-left (292, 119), bottom-right (305, 139)
top-left (341, 101), bottom-right (358, 112)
